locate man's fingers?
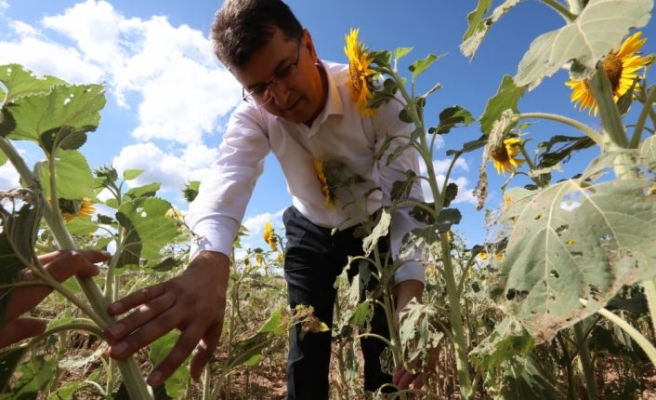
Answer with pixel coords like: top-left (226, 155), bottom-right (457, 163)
top-left (147, 323), bottom-right (206, 386)
top-left (43, 250), bottom-right (103, 282)
top-left (190, 323), bottom-right (223, 381)
top-left (107, 284), bottom-right (166, 316)
top-left (0, 318), bottom-right (47, 348)
top-left (105, 292), bottom-right (176, 348)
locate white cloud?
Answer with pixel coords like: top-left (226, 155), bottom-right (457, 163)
top-left (0, 162), bottom-right (20, 190)
top-left (0, 0), bottom-right (241, 145)
top-left (113, 143), bottom-right (187, 192)
top-left (0, 1), bottom-right (8, 11)
top-left (420, 157), bottom-right (476, 206)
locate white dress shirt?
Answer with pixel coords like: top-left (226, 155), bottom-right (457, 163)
top-left (186, 60), bottom-right (426, 283)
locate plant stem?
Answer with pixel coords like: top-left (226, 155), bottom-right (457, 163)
top-left (513, 112), bottom-right (605, 146)
top-left (541, 0), bottom-right (578, 22)
top-left (440, 232), bottom-right (473, 399)
top-left (574, 322), bottom-right (600, 400)
top-left (581, 298), bottom-right (656, 367)
top-left (630, 84), bottom-right (656, 148)
top-left (644, 279), bottom-right (656, 338)
top-left (589, 68), bottom-right (629, 148)
top-left (0, 137), bottom-right (153, 400)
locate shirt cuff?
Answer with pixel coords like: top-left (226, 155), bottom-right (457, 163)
top-left (187, 217), bottom-right (239, 260)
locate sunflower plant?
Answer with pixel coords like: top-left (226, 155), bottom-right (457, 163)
top-left (342, 0), bottom-right (656, 398)
top-left (0, 64), bottom-right (190, 398)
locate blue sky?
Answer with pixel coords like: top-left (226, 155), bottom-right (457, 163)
top-left (0, 0), bottom-right (654, 253)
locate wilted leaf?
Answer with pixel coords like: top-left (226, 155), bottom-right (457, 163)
top-left (398, 299), bottom-right (444, 367)
top-left (515, 0), bottom-right (653, 89)
top-left (460, 0), bottom-right (522, 59)
top-left (362, 209), bottom-right (391, 256)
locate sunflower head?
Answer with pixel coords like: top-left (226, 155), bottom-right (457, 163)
top-left (313, 159), bottom-right (335, 208)
top-left (263, 222), bottom-right (277, 251)
top-left (566, 31), bottom-right (649, 115)
top-left (490, 137), bottom-right (525, 176)
top-left (344, 28), bottom-right (377, 117)
top-left (61, 198), bottom-right (95, 222)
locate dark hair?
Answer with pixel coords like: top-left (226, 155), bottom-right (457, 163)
top-left (211, 0), bottom-right (303, 69)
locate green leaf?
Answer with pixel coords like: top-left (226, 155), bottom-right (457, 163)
top-left (446, 135), bottom-right (487, 156)
top-left (349, 300), bottom-right (373, 328)
top-left (460, 0), bottom-right (522, 59)
top-left (182, 181), bottom-right (200, 203)
top-left (63, 217), bottom-right (98, 236)
top-left (38, 150), bottom-right (95, 199)
top-left (123, 169), bottom-right (145, 181)
top-left (6, 83), bottom-right (105, 153)
top-left (258, 308), bottom-right (285, 335)
top-left (149, 331), bottom-right (190, 399)
top-left (0, 64), bottom-right (65, 104)
top-left (480, 75), bottom-right (525, 135)
top-left (116, 197), bottom-right (180, 268)
top-left (430, 105), bottom-right (474, 135)
top-left (394, 47), bottom-right (413, 62)
top-left (515, 0), bottom-right (653, 89)
top-left (125, 182), bottom-right (161, 200)
top-left (1, 352), bottom-right (58, 398)
top-left (501, 174), bottom-right (656, 342)
top-left (408, 54), bottom-right (439, 83)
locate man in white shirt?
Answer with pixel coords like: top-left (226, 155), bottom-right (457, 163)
top-left (105, 0), bottom-right (426, 397)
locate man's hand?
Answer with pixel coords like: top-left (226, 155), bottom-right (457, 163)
top-left (105, 251), bottom-right (230, 387)
top-left (390, 279), bottom-right (434, 390)
top-left (0, 250), bottom-right (108, 349)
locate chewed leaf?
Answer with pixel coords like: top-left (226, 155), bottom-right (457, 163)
top-left (501, 176), bottom-right (656, 342)
top-left (460, 0), bottom-right (522, 59)
top-left (515, 0), bottom-right (653, 89)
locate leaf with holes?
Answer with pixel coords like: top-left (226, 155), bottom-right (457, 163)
top-left (501, 176), bottom-right (656, 342)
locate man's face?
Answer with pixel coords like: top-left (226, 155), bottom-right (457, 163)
top-left (232, 27), bottom-right (325, 125)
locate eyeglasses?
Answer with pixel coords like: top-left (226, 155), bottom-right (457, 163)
top-left (242, 39), bottom-right (302, 107)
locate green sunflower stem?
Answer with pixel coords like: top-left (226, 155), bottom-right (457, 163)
top-left (588, 67), bottom-right (630, 149)
top-left (383, 62), bottom-right (474, 398)
top-left (512, 112), bottom-right (605, 147)
top-left (630, 83), bottom-right (656, 148)
top-left (541, 0), bottom-right (578, 22)
top-left (0, 137), bottom-right (153, 400)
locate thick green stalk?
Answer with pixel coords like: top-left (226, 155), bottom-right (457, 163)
top-left (0, 137), bottom-right (152, 400)
top-left (440, 232), bottom-right (473, 398)
top-left (592, 303), bottom-right (656, 366)
top-left (644, 279), bottom-right (656, 340)
top-left (589, 68), bottom-right (630, 148)
top-left (513, 112), bottom-right (605, 146)
top-left (574, 323), bottom-right (600, 400)
top-left (630, 84), bottom-right (656, 148)
top-left (541, 0), bottom-right (578, 22)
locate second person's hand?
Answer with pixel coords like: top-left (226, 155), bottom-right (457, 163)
top-left (104, 251), bottom-right (230, 387)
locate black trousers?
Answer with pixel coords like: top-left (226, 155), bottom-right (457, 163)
top-left (282, 206), bottom-right (394, 400)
